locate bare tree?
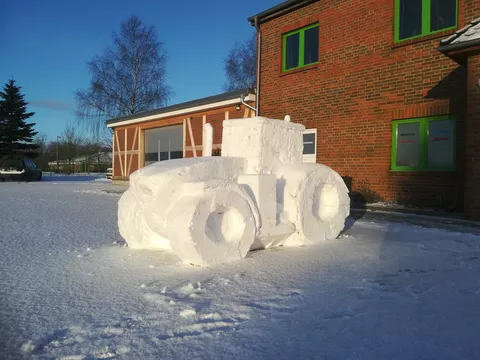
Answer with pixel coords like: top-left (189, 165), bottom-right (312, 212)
top-left (59, 123), bottom-right (84, 173)
top-left (101, 129), bottom-right (113, 149)
top-left (78, 140), bottom-right (100, 173)
top-left (75, 16), bottom-right (173, 137)
top-left (33, 133), bottom-right (47, 153)
top-left (33, 133), bottom-right (48, 169)
top-left (223, 33), bottom-right (257, 91)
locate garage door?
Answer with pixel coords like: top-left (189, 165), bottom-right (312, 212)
top-left (144, 125), bottom-right (183, 166)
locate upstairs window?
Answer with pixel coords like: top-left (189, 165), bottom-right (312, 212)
top-left (394, 0), bottom-right (458, 43)
top-left (282, 23), bottom-right (319, 72)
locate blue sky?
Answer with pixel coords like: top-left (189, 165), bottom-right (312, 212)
top-left (1, 0), bottom-right (278, 140)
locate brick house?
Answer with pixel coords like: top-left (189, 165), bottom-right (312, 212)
top-left (248, 0), bottom-right (480, 219)
top-left (107, 89), bottom-right (256, 183)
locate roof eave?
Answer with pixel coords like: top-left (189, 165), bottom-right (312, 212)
top-left (105, 93), bottom-right (256, 128)
top-left (105, 88), bottom-right (254, 126)
top-left (248, 0), bottom-right (317, 26)
top-left (437, 38), bottom-right (480, 58)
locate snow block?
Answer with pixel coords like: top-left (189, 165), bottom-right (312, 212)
top-left (203, 123), bottom-right (213, 157)
top-left (118, 188), bottom-right (171, 250)
top-left (222, 117), bottom-right (305, 174)
top-left (117, 116), bottom-right (350, 267)
top-left (238, 174), bottom-right (293, 249)
top-left (130, 156), bottom-right (247, 239)
top-left (238, 174), bottom-right (276, 231)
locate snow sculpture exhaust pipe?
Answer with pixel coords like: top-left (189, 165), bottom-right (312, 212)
top-left (117, 116), bottom-right (350, 267)
top-left (203, 123), bottom-right (213, 157)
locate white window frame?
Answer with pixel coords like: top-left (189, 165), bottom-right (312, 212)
top-left (303, 128), bottom-right (317, 163)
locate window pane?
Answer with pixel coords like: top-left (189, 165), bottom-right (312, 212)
top-left (285, 33), bottom-right (299, 70)
top-left (170, 151), bottom-right (183, 159)
top-left (144, 125), bottom-right (183, 165)
top-left (159, 152), bottom-right (169, 161)
top-left (145, 153), bottom-right (158, 162)
top-left (396, 122), bottom-right (420, 167)
top-left (427, 119), bottom-right (454, 167)
top-left (304, 26), bottom-right (319, 65)
top-left (303, 133), bottom-right (316, 154)
top-left (431, 0), bottom-right (456, 32)
top-left (398, 0), bottom-right (422, 40)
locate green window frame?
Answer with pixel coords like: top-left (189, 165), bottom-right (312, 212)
top-left (391, 115), bottom-right (456, 171)
top-left (394, 0), bottom-right (458, 43)
top-left (282, 23), bottom-right (319, 72)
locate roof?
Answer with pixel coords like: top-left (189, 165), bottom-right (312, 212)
top-left (438, 17), bottom-right (480, 54)
top-left (106, 88), bottom-right (254, 127)
top-left (248, 0), bottom-right (317, 25)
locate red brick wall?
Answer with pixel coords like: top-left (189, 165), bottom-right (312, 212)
top-left (465, 54), bottom-right (480, 219)
top-left (466, 0), bottom-right (480, 19)
top-left (258, 0), bottom-right (472, 209)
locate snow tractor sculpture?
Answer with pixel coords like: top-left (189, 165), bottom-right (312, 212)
top-left (118, 116), bottom-right (350, 267)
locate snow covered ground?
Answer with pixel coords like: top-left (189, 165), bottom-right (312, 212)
top-left (1, 176), bottom-right (480, 359)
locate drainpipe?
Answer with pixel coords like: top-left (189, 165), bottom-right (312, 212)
top-left (240, 97), bottom-right (257, 113)
top-left (254, 16), bottom-right (261, 116)
top-left (239, 16), bottom-right (261, 115)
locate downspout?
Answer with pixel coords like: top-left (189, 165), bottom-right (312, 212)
top-left (240, 98), bottom-right (257, 113)
top-left (254, 16), bottom-right (261, 116)
top-left (240, 16), bottom-right (261, 114)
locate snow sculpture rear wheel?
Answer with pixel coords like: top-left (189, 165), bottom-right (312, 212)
top-left (166, 180), bottom-right (257, 267)
top-left (118, 188), bottom-right (143, 245)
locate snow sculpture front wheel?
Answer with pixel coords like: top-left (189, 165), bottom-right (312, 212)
top-left (301, 171), bottom-right (350, 241)
top-left (278, 164), bottom-right (350, 244)
top-left (166, 180), bottom-right (258, 267)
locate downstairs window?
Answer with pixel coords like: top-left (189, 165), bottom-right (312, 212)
top-left (391, 116), bottom-right (455, 171)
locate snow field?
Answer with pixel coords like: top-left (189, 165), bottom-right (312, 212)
top-left (1, 177), bottom-right (480, 359)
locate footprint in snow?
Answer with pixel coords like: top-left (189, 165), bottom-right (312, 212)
top-left (21, 324), bottom-right (131, 358)
top-left (458, 288), bottom-right (480, 295)
top-left (143, 277), bottom-right (305, 341)
top-left (144, 281), bottom-right (211, 311)
top-left (321, 308), bottom-right (364, 321)
top-left (157, 311), bottom-right (250, 340)
top-left (450, 253), bottom-right (480, 268)
top-left (244, 289), bottom-right (303, 314)
top-left (350, 268), bottom-right (439, 301)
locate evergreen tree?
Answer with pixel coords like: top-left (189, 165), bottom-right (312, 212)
top-left (0, 79), bottom-right (38, 159)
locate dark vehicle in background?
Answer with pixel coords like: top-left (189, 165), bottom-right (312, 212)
top-left (0, 159), bottom-right (42, 182)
